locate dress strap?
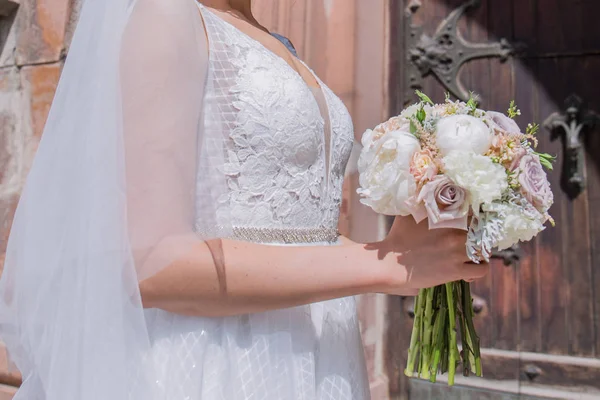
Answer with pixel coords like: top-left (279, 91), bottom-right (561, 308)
top-left (271, 33), bottom-right (298, 58)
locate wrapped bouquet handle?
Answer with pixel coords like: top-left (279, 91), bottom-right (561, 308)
top-left (357, 91), bottom-right (555, 384)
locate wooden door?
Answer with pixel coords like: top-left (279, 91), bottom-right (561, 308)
top-left (387, 1), bottom-right (600, 399)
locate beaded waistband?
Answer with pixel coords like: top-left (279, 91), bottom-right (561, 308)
top-left (231, 226), bottom-right (340, 244)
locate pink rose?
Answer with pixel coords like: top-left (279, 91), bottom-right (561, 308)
top-left (518, 154), bottom-right (553, 210)
top-left (487, 111), bottom-right (522, 135)
top-left (509, 147), bottom-right (527, 171)
top-left (417, 175), bottom-right (469, 230)
top-left (410, 149), bottom-right (438, 185)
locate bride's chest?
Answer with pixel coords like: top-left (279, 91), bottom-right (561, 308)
top-left (230, 47), bottom-right (327, 170)
top-left (202, 9), bottom-right (355, 225)
top-left (202, 8), bottom-right (354, 171)
top-left (206, 24), bottom-right (354, 178)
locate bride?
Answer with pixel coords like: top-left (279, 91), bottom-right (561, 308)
top-left (0, 0), bottom-right (486, 399)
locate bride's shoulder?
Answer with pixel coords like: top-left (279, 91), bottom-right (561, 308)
top-left (124, 0), bottom-right (209, 63)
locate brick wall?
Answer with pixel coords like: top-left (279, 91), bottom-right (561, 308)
top-left (0, 1), bottom-right (393, 398)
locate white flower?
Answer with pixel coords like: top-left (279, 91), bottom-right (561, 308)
top-left (443, 151), bottom-right (508, 212)
top-left (400, 103), bottom-right (437, 119)
top-left (483, 201), bottom-right (546, 250)
top-left (357, 130), bottom-right (421, 215)
top-left (360, 128), bottom-right (376, 148)
top-left (400, 103), bottom-right (420, 118)
top-left (435, 114), bottom-right (493, 156)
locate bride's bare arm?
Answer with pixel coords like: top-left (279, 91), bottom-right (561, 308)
top-left (139, 237), bottom-right (383, 317)
top-left (139, 218), bottom-right (487, 317)
top-left (123, 1), bottom-right (487, 317)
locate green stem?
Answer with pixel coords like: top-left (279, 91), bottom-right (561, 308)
top-left (429, 305), bottom-right (447, 382)
top-left (445, 282), bottom-right (458, 386)
top-left (459, 281), bottom-right (476, 376)
top-left (418, 289), bottom-right (425, 377)
top-left (439, 285), bottom-right (448, 375)
top-left (462, 281), bottom-right (482, 377)
top-left (464, 327), bottom-right (477, 375)
top-left (419, 288), bottom-right (435, 379)
top-left (457, 287), bottom-right (471, 377)
top-left (405, 289), bottom-right (425, 377)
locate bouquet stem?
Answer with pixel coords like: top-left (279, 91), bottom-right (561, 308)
top-left (404, 288), bottom-right (425, 377)
top-left (404, 280), bottom-right (482, 385)
top-left (419, 288), bottom-right (435, 379)
top-left (462, 280), bottom-right (482, 377)
top-left (445, 282), bottom-right (457, 385)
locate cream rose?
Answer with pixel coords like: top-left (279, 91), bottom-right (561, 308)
top-left (357, 130), bottom-right (421, 215)
top-left (435, 114), bottom-right (493, 156)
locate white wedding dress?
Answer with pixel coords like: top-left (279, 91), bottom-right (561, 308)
top-left (0, 1), bottom-right (369, 399)
top-left (138, 4), bottom-right (370, 400)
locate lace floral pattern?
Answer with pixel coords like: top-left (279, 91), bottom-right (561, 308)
top-left (321, 83), bottom-right (355, 228)
top-left (142, 5), bottom-right (369, 400)
top-left (201, 8), bottom-right (352, 231)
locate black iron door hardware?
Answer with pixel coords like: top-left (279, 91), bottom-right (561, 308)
top-left (404, 0), bottom-right (521, 103)
top-left (544, 95), bottom-right (600, 198)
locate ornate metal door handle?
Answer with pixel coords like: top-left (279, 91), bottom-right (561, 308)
top-left (544, 95), bottom-right (600, 198)
top-left (523, 364), bottom-right (542, 381)
top-left (491, 245), bottom-right (520, 267)
top-left (404, 0), bottom-right (521, 103)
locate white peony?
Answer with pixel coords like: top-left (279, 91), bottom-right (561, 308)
top-left (357, 130), bottom-right (421, 215)
top-left (435, 114), bottom-right (493, 156)
top-left (443, 151), bottom-right (508, 212)
top-left (483, 201), bottom-right (546, 250)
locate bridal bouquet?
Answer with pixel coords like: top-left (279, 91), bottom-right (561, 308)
top-left (357, 91), bottom-right (555, 384)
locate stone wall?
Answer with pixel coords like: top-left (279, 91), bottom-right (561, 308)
top-left (0, 1), bottom-right (392, 398)
top-left (0, 1), bottom-right (80, 396)
top-left (0, 0), bottom-right (79, 271)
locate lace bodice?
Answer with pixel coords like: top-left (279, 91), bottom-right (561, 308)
top-left (195, 5), bottom-right (354, 236)
top-left (140, 10), bottom-right (370, 400)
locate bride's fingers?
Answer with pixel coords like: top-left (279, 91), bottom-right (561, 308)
top-left (385, 288), bottom-right (419, 296)
top-left (459, 261), bottom-right (489, 281)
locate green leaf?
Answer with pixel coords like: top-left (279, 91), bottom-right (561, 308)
top-left (466, 92), bottom-right (479, 111)
top-left (539, 152), bottom-right (557, 161)
top-left (533, 151), bottom-right (557, 165)
top-left (539, 157), bottom-right (554, 171)
top-left (445, 92), bottom-right (451, 102)
top-left (415, 90), bottom-right (434, 105)
top-left (410, 120), bottom-right (418, 135)
top-left (416, 106), bottom-right (426, 123)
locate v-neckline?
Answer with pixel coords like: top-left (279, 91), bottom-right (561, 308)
top-left (199, 5), bottom-right (323, 93)
top-left (197, 3), bottom-right (335, 189)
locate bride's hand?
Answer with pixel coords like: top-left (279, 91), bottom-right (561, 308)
top-left (370, 216), bottom-right (488, 295)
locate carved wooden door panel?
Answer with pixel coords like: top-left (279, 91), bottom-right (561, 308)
top-left (387, 1), bottom-right (600, 399)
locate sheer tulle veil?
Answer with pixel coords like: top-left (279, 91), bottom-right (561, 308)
top-left (0, 0), bottom-right (224, 398)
